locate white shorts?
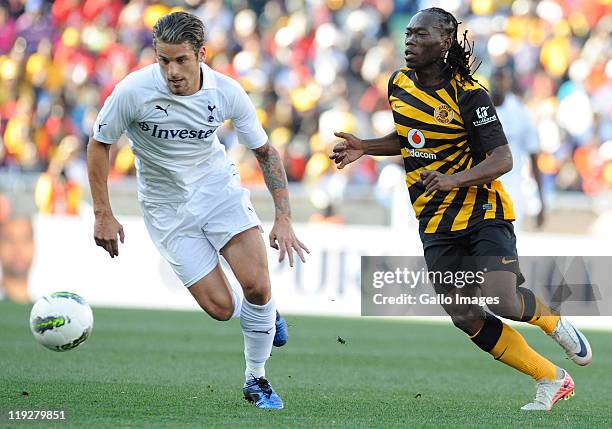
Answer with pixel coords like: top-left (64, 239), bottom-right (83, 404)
top-left (140, 174), bottom-right (261, 287)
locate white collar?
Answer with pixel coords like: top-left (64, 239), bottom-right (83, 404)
top-left (200, 63), bottom-right (216, 90)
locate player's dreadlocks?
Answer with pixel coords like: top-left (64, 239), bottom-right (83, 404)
top-left (422, 7), bottom-right (481, 85)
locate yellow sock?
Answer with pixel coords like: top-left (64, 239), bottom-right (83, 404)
top-left (527, 297), bottom-right (560, 335)
top-left (470, 313), bottom-right (557, 382)
top-left (489, 322), bottom-right (557, 381)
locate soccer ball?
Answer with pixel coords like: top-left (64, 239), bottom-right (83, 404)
top-left (30, 292), bottom-right (94, 352)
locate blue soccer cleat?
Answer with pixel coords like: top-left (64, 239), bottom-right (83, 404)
top-left (243, 376), bottom-right (284, 409)
top-left (273, 311), bottom-right (288, 347)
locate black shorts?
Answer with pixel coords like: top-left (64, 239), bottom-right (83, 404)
top-left (419, 220), bottom-right (525, 286)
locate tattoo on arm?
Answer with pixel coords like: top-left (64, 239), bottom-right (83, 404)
top-left (253, 143), bottom-right (291, 218)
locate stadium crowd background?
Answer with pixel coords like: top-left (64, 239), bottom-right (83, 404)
top-left (0, 0), bottom-right (610, 217)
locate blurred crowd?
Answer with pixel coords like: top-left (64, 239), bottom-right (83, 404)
top-left (0, 0), bottom-right (610, 217)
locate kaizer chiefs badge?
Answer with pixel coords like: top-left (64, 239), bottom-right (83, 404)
top-left (434, 104), bottom-right (454, 124)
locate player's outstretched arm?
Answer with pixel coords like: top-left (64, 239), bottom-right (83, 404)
top-left (87, 138), bottom-right (125, 258)
top-left (420, 144), bottom-right (513, 195)
top-left (253, 142), bottom-right (309, 267)
top-left (330, 131), bottom-right (401, 169)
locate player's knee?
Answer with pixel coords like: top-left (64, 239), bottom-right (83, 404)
top-left (198, 301), bottom-right (233, 322)
top-left (487, 300), bottom-right (521, 320)
top-left (444, 304), bottom-right (483, 335)
top-left (450, 314), bottom-right (480, 334)
top-left (241, 277), bottom-right (270, 304)
top-left (451, 315), bottom-right (482, 336)
top-left (212, 307), bottom-right (233, 321)
top-left (441, 302), bottom-right (472, 319)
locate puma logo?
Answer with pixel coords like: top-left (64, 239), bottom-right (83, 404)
top-left (155, 104), bottom-right (170, 116)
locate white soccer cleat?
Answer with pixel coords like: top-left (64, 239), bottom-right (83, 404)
top-left (521, 368), bottom-right (575, 411)
top-left (550, 317), bottom-right (592, 366)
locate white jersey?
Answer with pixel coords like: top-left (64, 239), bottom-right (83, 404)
top-left (496, 93), bottom-right (539, 182)
top-left (496, 93), bottom-right (540, 225)
top-left (93, 63), bottom-right (268, 202)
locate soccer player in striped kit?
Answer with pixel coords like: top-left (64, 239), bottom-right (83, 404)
top-left (331, 7), bottom-right (591, 411)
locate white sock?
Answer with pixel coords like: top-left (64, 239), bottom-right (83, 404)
top-left (228, 281), bottom-right (244, 319)
top-left (240, 297), bottom-right (276, 380)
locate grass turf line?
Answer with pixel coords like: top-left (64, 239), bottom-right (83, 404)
top-left (1, 301), bottom-right (610, 428)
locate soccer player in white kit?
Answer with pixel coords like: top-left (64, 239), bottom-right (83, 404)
top-left (87, 12), bottom-right (309, 410)
top-left (490, 67), bottom-right (546, 230)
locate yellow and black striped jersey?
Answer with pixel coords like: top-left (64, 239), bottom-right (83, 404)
top-left (388, 68), bottom-right (515, 234)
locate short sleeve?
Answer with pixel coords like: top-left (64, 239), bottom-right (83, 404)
top-left (387, 70), bottom-right (400, 101)
top-left (460, 88), bottom-right (508, 153)
top-left (92, 80), bottom-right (139, 144)
top-left (225, 80), bottom-right (268, 149)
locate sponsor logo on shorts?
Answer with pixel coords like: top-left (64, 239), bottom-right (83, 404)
top-left (501, 257), bottom-right (517, 265)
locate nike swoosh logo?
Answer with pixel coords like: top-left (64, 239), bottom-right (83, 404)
top-left (501, 257), bottom-right (517, 265)
top-left (495, 346), bottom-right (508, 361)
top-left (572, 327), bottom-right (588, 357)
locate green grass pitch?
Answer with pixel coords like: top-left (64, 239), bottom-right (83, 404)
top-left (1, 300), bottom-right (611, 428)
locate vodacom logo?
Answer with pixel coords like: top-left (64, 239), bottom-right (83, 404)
top-left (407, 129), bottom-right (426, 149)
